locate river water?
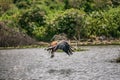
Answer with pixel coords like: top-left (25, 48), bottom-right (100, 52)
top-left (0, 45), bottom-right (120, 80)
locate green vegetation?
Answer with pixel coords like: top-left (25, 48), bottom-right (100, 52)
top-left (0, 0), bottom-right (120, 47)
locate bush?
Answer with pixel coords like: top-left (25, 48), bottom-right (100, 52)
top-left (47, 8), bottom-right (86, 40)
top-left (32, 26), bottom-right (47, 41)
top-left (18, 7), bottom-right (46, 36)
top-left (85, 7), bottom-right (120, 38)
top-left (85, 11), bottom-right (109, 37)
top-left (105, 7), bottom-right (120, 38)
top-left (16, 1), bottom-right (31, 9)
top-left (0, 0), bottom-right (12, 12)
top-left (63, 0), bottom-right (112, 12)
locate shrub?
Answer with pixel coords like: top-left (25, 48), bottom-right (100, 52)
top-left (85, 7), bottom-right (120, 38)
top-left (18, 7), bottom-right (46, 36)
top-left (48, 8), bottom-right (86, 40)
top-left (16, 1), bottom-right (31, 9)
top-left (85, 11), bottom-right (109, 37)
top-left (105, 7), bottom-right (120, 38)
top-left (32, 26), bottom-right (47, 41)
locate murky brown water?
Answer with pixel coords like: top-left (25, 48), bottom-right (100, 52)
top-left (0, 45), bottom-right (120, 80)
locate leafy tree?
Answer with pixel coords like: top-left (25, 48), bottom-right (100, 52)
top-left (32, 26), bottom-right (47, 40)
top-left (0, 0), bottom-right (13, 13)
top-left (85, 7), bottom-right (120, 38)
top-left (18, 7), bottom-right (46, 36)
top-left (111, 0), bottom-right (120, 7)
top-left (48, 8), bottom-right (86, 40)
top-left (105, 6), bottom-right (120, 38)
top-left (85, 11), bottom-right (109, 37)
top-left (16, 1), bottom-right (31, 9)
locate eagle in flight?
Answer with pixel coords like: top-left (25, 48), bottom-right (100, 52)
top-left (46, 40), bottom-right (73, 58)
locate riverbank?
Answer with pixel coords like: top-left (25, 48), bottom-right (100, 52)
top-left (36, 39), bottom-right (120, 47)
top-left (69, 39), bottom-right (120, 46)
top-left (0, 43), bottom-right (119, 63)
top-left (0, 39), bottom-right (120, 50)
